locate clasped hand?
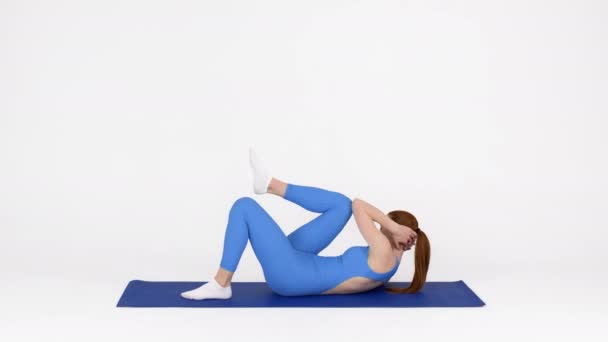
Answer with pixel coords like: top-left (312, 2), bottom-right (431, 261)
top-left (389, 223), bottom-right (417, 251)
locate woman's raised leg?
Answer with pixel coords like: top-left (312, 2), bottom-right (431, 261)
top-left (248, 148), bottom-right (352, 254)
top-left (268, 178), bottom-right (352, 255)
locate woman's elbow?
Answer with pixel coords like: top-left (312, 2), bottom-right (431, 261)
top-left (352, 198), bottom-right (365, 211)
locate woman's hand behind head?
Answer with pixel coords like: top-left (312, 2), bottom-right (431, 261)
top-left (391, 224), bottom-right (417, 251)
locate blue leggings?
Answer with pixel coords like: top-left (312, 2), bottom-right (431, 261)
top-left (219, 183), bottom-right (352, 295)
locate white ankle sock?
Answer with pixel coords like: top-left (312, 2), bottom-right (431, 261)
top-left (249, 147), bottom-right (272, 194)
top-left (180, 277), bottom-right (232, 300)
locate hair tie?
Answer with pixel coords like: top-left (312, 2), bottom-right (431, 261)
top-left (414, 227), bottom-right (421, 233)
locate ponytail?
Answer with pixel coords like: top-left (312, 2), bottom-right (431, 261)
top-left (384, 211), bottom-right (431, 294)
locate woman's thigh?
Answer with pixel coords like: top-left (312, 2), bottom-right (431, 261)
top-left (232, 198), bottom-right (317, 292)
top-left (233, 197), bottom-right (328, 296)
top-left (287, 209), bottom-right (351, 254)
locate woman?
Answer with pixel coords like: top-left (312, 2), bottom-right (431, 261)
top-left (181, 148), bottom-right (431, 300)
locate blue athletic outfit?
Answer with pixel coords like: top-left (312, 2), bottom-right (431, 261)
top-left (219, 183), bottom-right (400, 296)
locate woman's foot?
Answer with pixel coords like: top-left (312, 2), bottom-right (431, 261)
top-left (249, 147), bottom-right (272, 194)
top-left (181, 277), bottom-right (232, 300)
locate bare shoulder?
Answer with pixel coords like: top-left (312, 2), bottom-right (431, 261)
top-left (367, 249), bottom-right (398, 273)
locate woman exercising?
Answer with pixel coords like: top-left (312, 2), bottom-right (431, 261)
top-left (181, 148), bottom-right (431, 300)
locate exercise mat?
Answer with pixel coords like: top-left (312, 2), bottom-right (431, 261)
top-left (117, 280), bottom-right (485, 308)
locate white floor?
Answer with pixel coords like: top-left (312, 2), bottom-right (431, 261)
top-left (2, 263), bottom-right (606, 342)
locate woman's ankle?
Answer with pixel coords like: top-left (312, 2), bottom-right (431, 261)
top-left (268, 178), bottom-right (287, 197)
top-left (215, 269), bottom-right (233, 287)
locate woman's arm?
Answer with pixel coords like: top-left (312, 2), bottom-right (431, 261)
top-left (352, 198), bottom-right (398, 258)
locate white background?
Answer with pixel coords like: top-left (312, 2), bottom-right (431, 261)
top-left (1, 0), bottom-right (607, 341)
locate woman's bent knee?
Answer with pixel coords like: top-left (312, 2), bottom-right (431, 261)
top-left (335, 193), bottom-right (352, 217)
top-left (234, 196), bottom-right (257, 206)
top-left (230, 196), bottom-right (258, 213)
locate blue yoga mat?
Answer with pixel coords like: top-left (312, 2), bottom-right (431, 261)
top-left (117, 280), bottom-right (485, 308)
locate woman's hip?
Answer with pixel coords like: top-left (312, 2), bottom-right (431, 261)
top-left (262, 254), bottom-right (326, 296)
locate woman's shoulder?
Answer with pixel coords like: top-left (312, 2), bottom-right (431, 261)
top-left (366, 246), bottom-right (400, 274)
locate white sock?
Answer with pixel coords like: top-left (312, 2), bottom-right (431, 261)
top-left (249, 147), bottom-right (272, 194)
top-left (180, 277), bottom-right (232, 300)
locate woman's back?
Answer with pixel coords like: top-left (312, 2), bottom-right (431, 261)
top-left (315, 246), bottom-right (400, 295)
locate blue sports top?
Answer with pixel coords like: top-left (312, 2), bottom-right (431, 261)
top-left (314, 245), bottom-right (400, 293)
